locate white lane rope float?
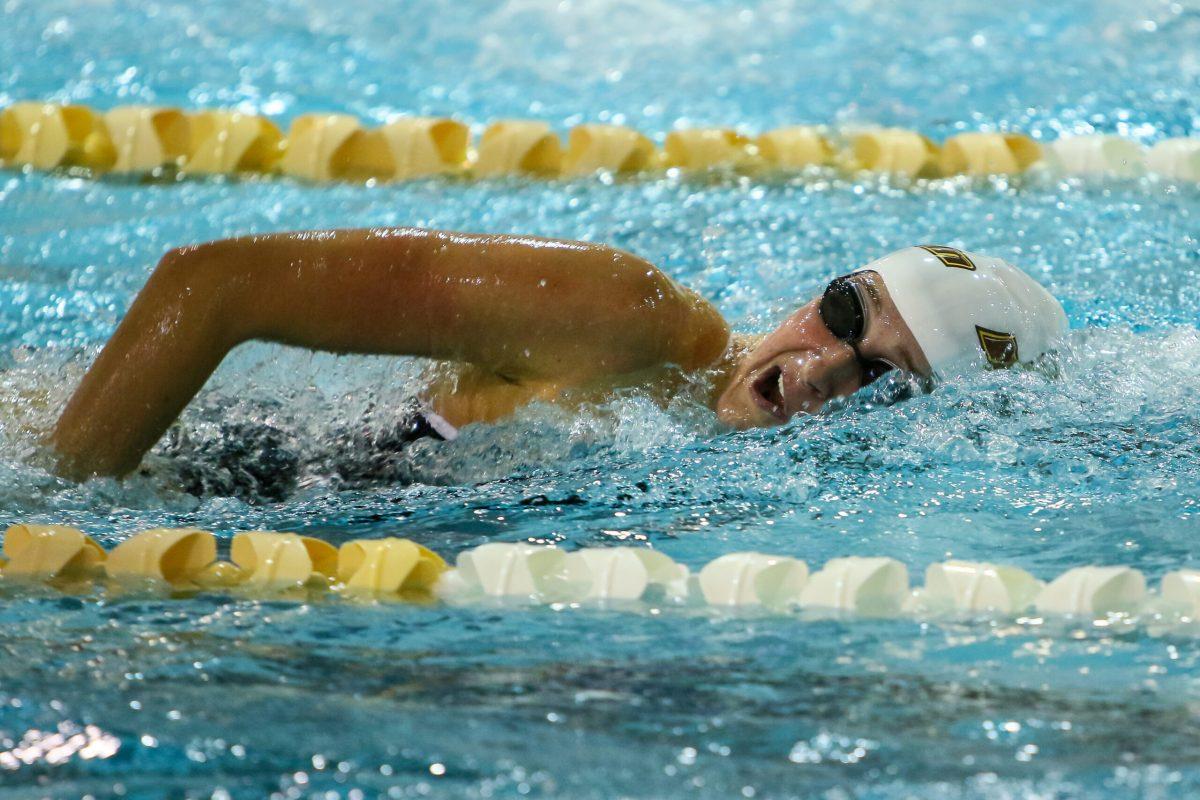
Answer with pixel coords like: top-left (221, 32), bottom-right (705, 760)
top-left (3, 525), bottom-right (1200, 631)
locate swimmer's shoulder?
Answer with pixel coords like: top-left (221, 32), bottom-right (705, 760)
top-left (656, 276), bottom-right (731, 372)
top-left (604, 250), bottom-right (724, 376)
top-left (501, 241), bottom-right (731, 376)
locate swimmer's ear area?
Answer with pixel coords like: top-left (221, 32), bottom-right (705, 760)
top-left (337, 538), bottom-right (447, 597)
top-left (973, 347), bottom-right (1064, 381)
top-left (1, 524), bottom-right (106, 581)
top-left (1022, 350), bottom-right (1064, 379)
top-left (856, 349), bottom-right (1063, 410)
top-left (105, 528), bottom-right (216, 587)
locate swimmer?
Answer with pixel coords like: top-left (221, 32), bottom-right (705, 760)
top-left (48, 229), bottom-right (1067, 480)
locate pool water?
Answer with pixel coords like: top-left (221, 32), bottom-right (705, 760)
top-left (3, 0), bottom-right (1200, 797)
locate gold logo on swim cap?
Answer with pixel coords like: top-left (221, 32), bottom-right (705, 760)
top-left (918, 245), bottom-right (976, 271)
top-left (975, 325), bottom-right (1019, 368)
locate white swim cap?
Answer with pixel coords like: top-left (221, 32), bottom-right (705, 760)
top-left (855, 245), bottom-right (1067, 373)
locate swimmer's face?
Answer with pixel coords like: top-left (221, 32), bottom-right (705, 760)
top-left (716, 270), bottom-right (932, 429)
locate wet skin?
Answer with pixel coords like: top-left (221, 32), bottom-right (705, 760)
top-left (49, 228), bottom-right (930, 480)
top-left (715, 270), bottom-right (931, 429)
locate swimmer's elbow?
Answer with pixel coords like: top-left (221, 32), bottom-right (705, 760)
top-left (147, 242), bottom-right (252, 349)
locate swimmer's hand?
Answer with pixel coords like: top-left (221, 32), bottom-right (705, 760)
top-left (49, 227), bottom-right (729, 478)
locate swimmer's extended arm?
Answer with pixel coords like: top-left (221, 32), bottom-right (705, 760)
top-left (49, 227), bottom-right (729, 478)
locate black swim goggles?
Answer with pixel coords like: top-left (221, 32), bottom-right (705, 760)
top-left (817, 276), bottom-right (896, 385)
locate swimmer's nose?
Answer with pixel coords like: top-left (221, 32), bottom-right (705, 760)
top-left (799, 342), bottom-right (865, 410)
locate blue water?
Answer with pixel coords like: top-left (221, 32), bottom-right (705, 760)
top-left (3, 0), bottom-right (1200, 797)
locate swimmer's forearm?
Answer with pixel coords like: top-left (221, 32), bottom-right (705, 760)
top-left (49, 249), bottom-right (240, 478)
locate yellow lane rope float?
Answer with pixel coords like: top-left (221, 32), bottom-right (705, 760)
top-left (4, 524), bottom-right (1200, 628)
top-left (0, 102), bottom-right (115, 172)
top-left (841, 127), bottom-right (940, 177)
top-left (1, 524), bottom-right (106, 583)
top-left (103, 105), bottom-right (191, 174)
top-left (1, 100), bottom-right (1197, 183)
top-left (182, 110), bottom-right (284, 176)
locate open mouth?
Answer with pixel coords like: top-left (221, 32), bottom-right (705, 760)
top-left (751, 364), bottom-right (788, 421)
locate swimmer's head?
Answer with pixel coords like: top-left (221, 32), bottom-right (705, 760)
top-left (716, 245), bottom-right (1068, 429)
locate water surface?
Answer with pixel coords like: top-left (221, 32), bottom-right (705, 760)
top-left (2, 0), bottom-right (1200, 797)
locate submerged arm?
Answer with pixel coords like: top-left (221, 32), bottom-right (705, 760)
top-left (49, 227), bottom-right (728, 478)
